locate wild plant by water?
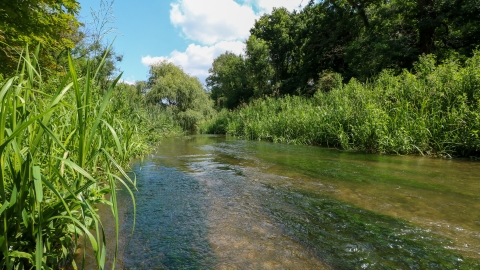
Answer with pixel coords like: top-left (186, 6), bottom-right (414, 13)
top-left (0, 46), bottom-right (138, 269)
top-left (216, 53), bottom-right (480, 157)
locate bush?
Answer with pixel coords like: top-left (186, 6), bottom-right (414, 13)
top-left (215, 52), bottom-right (480, 157)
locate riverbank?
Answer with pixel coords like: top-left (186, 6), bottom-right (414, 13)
top-left (0, 51), bottom-right (181, 268)
top-left (201, 53), bottom-right (480, 158)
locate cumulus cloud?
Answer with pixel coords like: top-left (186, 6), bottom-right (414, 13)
top-left (142, 0), bottom-right (303, 83)
top-left (142, 41), bottom-right (245, 82)
top-left (257, 0), bottom-right (302, 12)
top-left (170, 0), bottom-right (257, 45)
top-left (119, 78), bottom-right (136, 85)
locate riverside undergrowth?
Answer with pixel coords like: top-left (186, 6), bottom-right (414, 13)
top-left (202, 53), bottom-right (480, 157)
top-left (0, 46), bottom-right (178, 269)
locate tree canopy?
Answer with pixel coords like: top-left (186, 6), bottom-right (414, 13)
top-left (0, 0), bottom-right (81, 75)
top-left (207, 0), bottom-right (480, 109)
top-left (147, 61), bottom-right (214, 131)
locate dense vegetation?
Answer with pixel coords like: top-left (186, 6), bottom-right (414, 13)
top-left (0, 0), bottom-right (81, 76)
top-left (207, 0), bottom-right (480, 109)
top-left (0, 1), bottom-right (182, 268)
top-left (0, 48), bottom-right (182, 269)
top-left (203, 53), bottom-right (480, 157)
top-left (203, 0), bottom-right (480, 157)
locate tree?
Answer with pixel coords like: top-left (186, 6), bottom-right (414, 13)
top-left (206, 0), bottom-right (480, 110)
top-left (249, 7), bottom-right (300, 95)
top-left (343, 0), bottom-right (419, 79)
top-left (147, 61), bottom-right (213, 131)
top-left (0, 0), bottom-right (81, 75)
top-left (245, 36), bottom-right (275, 97)
top-left (207, 52), bottom-right (252, 109)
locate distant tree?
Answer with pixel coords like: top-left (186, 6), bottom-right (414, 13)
top-left (147, 61), bottom-right (213, 131)
top-left (69, 0), bottom-right (123, 87)
top-left (135, 80), bottom-right (148, 96)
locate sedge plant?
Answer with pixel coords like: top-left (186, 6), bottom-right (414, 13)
top-left (0, 45), bottom-right (136, 269)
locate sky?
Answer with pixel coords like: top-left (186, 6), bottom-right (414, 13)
top-left (77, 0), bottom-right (305, 85)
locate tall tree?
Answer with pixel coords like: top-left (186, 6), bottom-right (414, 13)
top-left (250, 7), bottom-right (302, 95)
top-left (207, 52), bottom-right (251, 109)
top-left (245, 36), bottom-right (275, 97)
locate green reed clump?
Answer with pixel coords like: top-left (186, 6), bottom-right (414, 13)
top-left (223, 52), bottom-right (480, 157)
top-left (199, 108), bottom-right (231, 134)
top-left (0, 45), bottom-right (163, 269)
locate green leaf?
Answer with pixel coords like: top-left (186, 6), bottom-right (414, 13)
top-left (54, 158), bottom-right (95, 182)
top-left (0, 201), bottom-right (10, 216)
top-left (101, 119), bottom-right (124, 159)
top-left (33, 165), bottom-right (43, 203)
top-left (22, 209), bottom-right (29, 228)
top-left (9, 250), bottom-right (32, 260)
top-left (35, 221), bottom-right (43, 269)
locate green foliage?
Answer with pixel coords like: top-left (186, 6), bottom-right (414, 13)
top-left (71, 41), bottom-right (123, 90)
top-left (215, 52), bottom-right (480, 157)
top-left (147, 61), bottom-right (214, 132)
top-left (207, 0), bottom-right (480, 105)
top-left (245, 36), bottom-right (275, 97)
top-left (207, 52), bottom-right (252, 109)
top-left (0, 46), bottom-right (178, 268)
top-left (199, 109), bottom-right (231, 134)
top-left (112, 82), bottom-right (182, 143)
top-left (0, 0), bottom-right (81, 75)
top-left (249, 7), bottom-right (305, 95)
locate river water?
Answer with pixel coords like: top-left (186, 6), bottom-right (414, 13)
top-left (107, 135), bottom-right (480, 269)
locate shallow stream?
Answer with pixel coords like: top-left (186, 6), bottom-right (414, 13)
top-left (101, 135), bottom-right (480, 269)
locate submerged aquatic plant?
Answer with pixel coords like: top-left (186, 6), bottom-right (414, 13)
top-left (0, 45), bottom-right (136, 269)
top-left (266, 187), bottom-right (480, 269)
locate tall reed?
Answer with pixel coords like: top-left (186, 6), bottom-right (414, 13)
top-left (208, 52), bottom-right (480, 157)
top-left (0, 45), bottom-right (137, 269)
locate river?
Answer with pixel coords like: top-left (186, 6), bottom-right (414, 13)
top-left (92, 135), bottom-right (480, 269)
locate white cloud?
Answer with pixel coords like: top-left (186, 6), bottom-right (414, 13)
top-left (119, 79), bottom-right (136, 85)
top-left (142, 41), bottom-right (245, 82)
top-left (255, 0), bottom-right (302, 13)
top-left (170, 0), bottom-right (257, 45)
top-left (140, 0), bottom-right (303, 84)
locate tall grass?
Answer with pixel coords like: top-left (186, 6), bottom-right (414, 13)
top-left (0, 46), bottom-right (147, 269)
top-left (204, 52), bottom-right (480, 157)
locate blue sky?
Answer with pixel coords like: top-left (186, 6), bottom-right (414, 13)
top-left (77, 0), bottom-right (305, 84)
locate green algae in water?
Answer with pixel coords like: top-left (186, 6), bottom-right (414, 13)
top-left (264, 186), bottom-right (480, 269)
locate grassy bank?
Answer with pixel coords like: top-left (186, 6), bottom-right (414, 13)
top-left (0, 48), bottom-right (179, 268)
top-left (202, 53), bottom-right (480, 157)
